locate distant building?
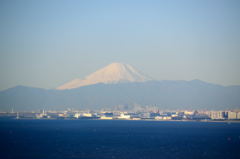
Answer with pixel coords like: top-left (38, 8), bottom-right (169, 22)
top-left (100, 116), bottom-right (113, 120)
top-left (163, 116), bottom-right (172, 120)
top-left (155, 116), bottom-right (171, 120)
top-left (117, 113), bottom-right (130, 119)
top-left (209, 111), bottom-right (224, 120)
top-left (150, 113), bottom-right (160, 118)
top-left (36, 113), bottom-right (50, 119)
top-left (74, 113), bottom-right (81, 119)
top-left (237, 112), bottom-right (240, 119)
top-left (140, 112), bottom-right (151, 119)
top-left (58, 113), bottom-right (67, 118)
top-left (184, 111), bottom-right (194, 115)
top-left (132, 117), bottom-right (141, 120)
top-left (104, 112), bottom-right (113, 117)
top-left (155, 116), bottom-right (163, 120)
top-left (82, 113), bottom-right (92, 117)
top-left (228, 111), bottom-right (237, 119)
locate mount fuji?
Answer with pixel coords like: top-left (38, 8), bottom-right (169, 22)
top-left (57, 62), bottom-right (151, 90)
top-left (0, 62), bottom-right (240, 111)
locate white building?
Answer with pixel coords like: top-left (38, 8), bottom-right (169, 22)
top-left (118, 113), bottom-right (130, 119)
top-left (82, 113), bottom-right (92, 117)
top-left (155, 116), bottom-right (163, 120)
top-left (237, 112), bottom-right (240, 119)
top-left (74, 113), bottom-right (81, 119)
top-left (209, 111), bottom-right (224, 120)
top-left (228, 111), bottom-right (237, 119)
top-left (100, 116), bottom-right (113, 120)
top-left (184, 111), bottom-right (194, 115)
top-left (155, 116), bottom-right (171, 120)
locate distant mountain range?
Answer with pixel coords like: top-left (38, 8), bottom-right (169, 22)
top-left (0, 63), bottom-right (240, 111)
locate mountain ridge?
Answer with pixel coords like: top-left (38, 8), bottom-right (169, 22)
top-left (1, 62), bottom-right (239, 111)
top-left (1, 80), bottom-right (240, 111)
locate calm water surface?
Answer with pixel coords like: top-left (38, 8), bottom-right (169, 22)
top-left (0, 119), bottom-right (240, 159)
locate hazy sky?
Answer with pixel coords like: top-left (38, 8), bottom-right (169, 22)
top-left (1, 0), bottom-right (240, 90)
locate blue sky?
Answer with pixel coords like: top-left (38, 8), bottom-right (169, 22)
top-left (0, 0), bottom-right (240, 90)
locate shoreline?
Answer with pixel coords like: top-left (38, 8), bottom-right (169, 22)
top-left (1, 117), bottom-right (240, 123)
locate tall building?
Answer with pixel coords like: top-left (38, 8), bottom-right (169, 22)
top-left (228, 111), bottom-right (237, 119)
top-left (209, 111), bottom-right (224, 119)
top-left (237, 112), bottom-right (240, 119)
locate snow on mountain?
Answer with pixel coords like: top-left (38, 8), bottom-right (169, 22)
top-left (57, 62), bottom-right (151, 90)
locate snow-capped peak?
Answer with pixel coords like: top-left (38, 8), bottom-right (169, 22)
top-left (57, 62), bottom-right (151, 90)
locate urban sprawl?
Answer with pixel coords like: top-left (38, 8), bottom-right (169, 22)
top-left (1, 109), bottom-right (240, 121)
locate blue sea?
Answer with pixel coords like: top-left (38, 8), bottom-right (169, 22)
top-left (0, 119), bottom-right (240, 159)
